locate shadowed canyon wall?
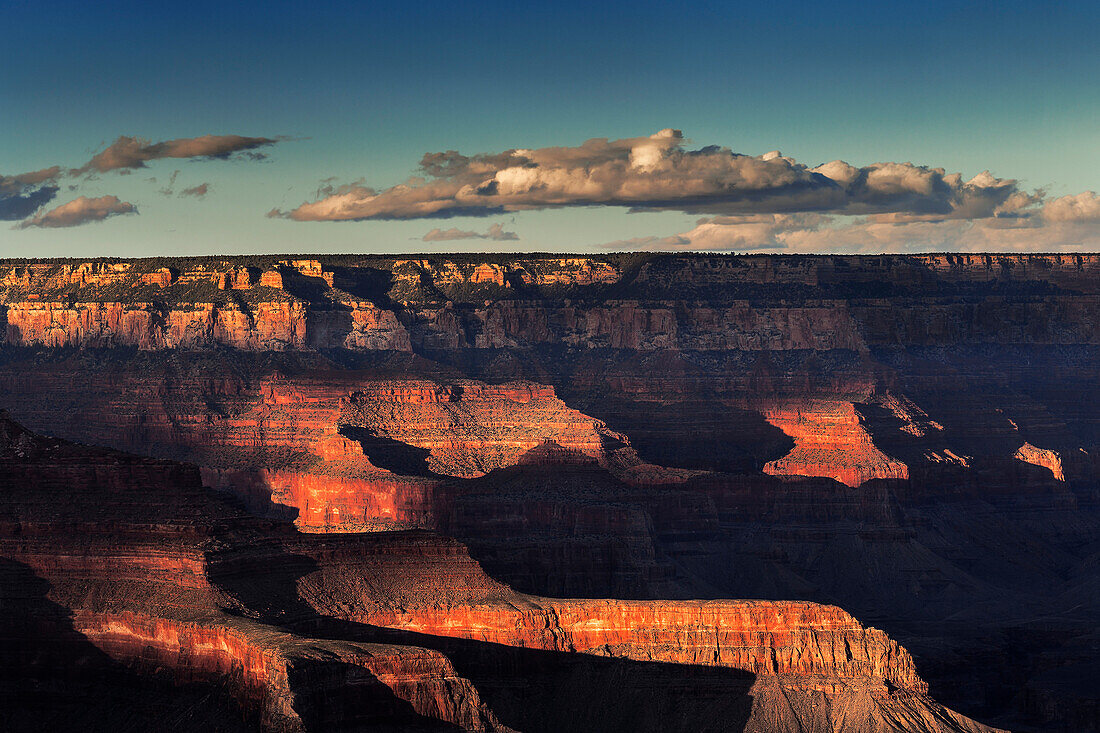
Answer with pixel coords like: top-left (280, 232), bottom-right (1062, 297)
top-left (2, 253), bottom-right (1099, 730)
top-left (0, 412), bottom-right (995, 732)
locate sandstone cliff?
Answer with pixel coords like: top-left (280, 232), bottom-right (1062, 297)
top-left (4, 252), bottom-right (1100, 729)
top-left (0, 412), bottom-right (997, 732)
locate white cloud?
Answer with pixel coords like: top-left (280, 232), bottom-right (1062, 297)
top-left (281, 129), bottom-right (1032, 222)
top-left (599, 209), bottom-right (1100, 254)
top-left (602, 214), bottom-right (826, 251)
top-left (1041, 191), bottom-right (1100, 222)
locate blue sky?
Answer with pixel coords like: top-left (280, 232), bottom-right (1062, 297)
top-left (2, 0), bottom-right (1098, 256)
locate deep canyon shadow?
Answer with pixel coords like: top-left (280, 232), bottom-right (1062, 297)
top-left (304, 617), bottom-right (757, 733)
top-left (567, 396), bottom-right (794, 473)
top-left (206, 540), bottom-right (755, 733)
top-left (340, 425), bottom-right (439, 477)
top-left (0, 558), bottom-right (256, 732)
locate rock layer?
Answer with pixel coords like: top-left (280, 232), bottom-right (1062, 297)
top-left (4, 253), bottom-right (1100, 730)
top-left (0, 412), bottom-right (996, 732)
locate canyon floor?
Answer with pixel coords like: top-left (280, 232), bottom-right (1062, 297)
top-left (3, 253), bottom-right (1100, 731)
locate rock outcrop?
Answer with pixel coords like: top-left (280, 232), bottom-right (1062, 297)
top-left (5, 252), bottom-right (1100, 729)
top-left (761, 399), bottom-right (909, 486)
top-left (0, 412), bottom-right (995, 732)
top-left (1014, 442), bottom-right (1065, 481)
top-left (3, 253), bottom-right (1099, 354)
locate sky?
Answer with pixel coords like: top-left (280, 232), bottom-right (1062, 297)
top-left (2, 0), bottom-right (1098, 257)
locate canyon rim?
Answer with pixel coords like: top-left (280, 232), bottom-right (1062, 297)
top-left (0, 253), bottom-right (1097, 731)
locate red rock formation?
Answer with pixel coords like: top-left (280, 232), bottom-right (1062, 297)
top-left (5, 254), bottom-right (1098, 354)
top-left (280, 259), bottom-right (335, 286)
top-left (75, 611), bottom-right (505, 732)
top-left (0, 412), bottom-right (997, 732)
top-left (228, 267), bottom-right (253, 289)
top-left (1014, 442), bottom-right (1065, 481)
top-left (761, 400), bottom-right (909, 486)
top-left (139, 267), bottom-right (174, 287)
top-left (3, 299), bottom-right (309, 350)
top-left (306, 301), bottom-right (412, 350)
top-left (259, 269), bottom-right (284, 288)
top-left (2, 252), bottom-right (1099, 729)
top-left (357, 599), bottom-right (925, 693)
top-left (341, 379), bottom-right (629, 478)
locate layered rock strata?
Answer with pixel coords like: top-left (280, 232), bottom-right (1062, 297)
top-left (760, 399), bottom-right (909, 486)
top-left (0, 413), bottom-right (996, 732)
top-left (3, 252), bottom-right (1100, 729)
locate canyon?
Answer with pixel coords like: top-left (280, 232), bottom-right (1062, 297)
top-left (0, 411), bottom-right (991, 732)
top-left (2, 253), bottom-right (1099, 730)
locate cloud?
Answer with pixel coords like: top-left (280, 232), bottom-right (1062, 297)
top-left (179, 182), bottom-right (210, 198)
top-left (1041, 191), bottom-right (1100, 222)
top-left (779, 217), bottom-right (1100, 253)
top-left (0, 166), bottom-right (61, 190)
top-left (421, 222), bottom-right (519, 241)
top-left (600, 207), bottom-right (1100, 254)
top-left (157, 170), bottom-right (181, 196)
top-left (0, 167), bottom-right (61, 220)
top-left (602, 214), bottom-right (826, 251)
top-left (76, 134), bottom-right (281, 174)
top-left (18, 195), bottom-right (137, 229)
top-left (283, 129), bottom-right (1034, 222)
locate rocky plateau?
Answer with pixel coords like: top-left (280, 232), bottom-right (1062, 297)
top-left (2, 252), bottom-right (1099, 731)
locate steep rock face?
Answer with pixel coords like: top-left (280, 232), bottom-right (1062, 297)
top-left (0, 357), bottom-right (656, 531)
top-left (340, 379), bottom-right (630, 478)
top-left (360, 599), bottom-right (925, 693)
top-left (306, 301), bottom-right (412, 351)
top-left (74, 611), bottom-right (505, 732)
top-left (4, 253), bottom-right (1100, 729)
top-left (390, 256), bottom-right (621, 292)
top-left (0, 413), bottom-right (994, 732)
top-left (287, 532), bottom-right (999, 733)
top-left (4, 299), bottom-right (310, 350)
top-left (4, 253), bottom-right (1099, 355)
top-left (1014, 442), bottom-right (1065, 481)
top-left (412, 301), bottom-right (869, 350)
top-left (760, 399), bottom-right (909, 486)
top-left (0, 411), bottom-right (511, 732)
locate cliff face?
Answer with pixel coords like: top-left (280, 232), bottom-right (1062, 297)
top-left (3, 252), bottom-right (1100, 730)
top-left (760, 399), bottom-right (909, 486)
top-left (339, 379), bottom-right (632, 478)
top-left (73, 611), bottom-right (505, 732)
top-left (0, 413), bottom-right (994, 732)
top-left (0, 359), bottom-right (651, 532)
top-left (5, 299), bottom-right (312, 350)
top-left (356, 599), bottom-right (925, 692)
top-left (3, 254), bottom-right (1100, 353)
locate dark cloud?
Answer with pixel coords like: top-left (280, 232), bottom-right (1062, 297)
top-left (421, 222), bottom-right (519, 241)
top-left (157, 170), bottom-right (181, 196)
top-left (179, 182), bottom-right (210, 198)
top-left (18, 195), bottom-right (136, 229)
top-left (285, 129), bottom-right (1034, 222)
top-left (75, 134), bottom-right (282, 174)
top-left (0, 167), bottom-right (61, 221)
